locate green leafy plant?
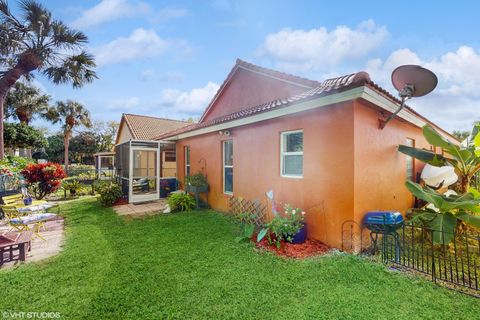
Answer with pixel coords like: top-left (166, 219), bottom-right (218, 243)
top-left (399, 124), bottom-right (480, 192)
top-left (62, 178), bottom-right (82, 195)
top-left (257, 204), bottom-right (306, 248)
top-left (97, 181), bottom-right (123, 207)
top-left (185, 172), bottom-right (208, 187)
top-left (406, 180), bottom-right (480, 243)
top-left (235, 212), bottom-right (256, 243)
top-left (167, 192), bottom-right (195, 212)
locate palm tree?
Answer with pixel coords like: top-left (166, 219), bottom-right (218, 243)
top-left (45, 100), bottom-right (92, 173)
top-left (5, 82), bottom-right (50, 125)
top-left (0, 0), bottom-right (97, 159)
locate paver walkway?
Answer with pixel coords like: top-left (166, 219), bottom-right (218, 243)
top-left (113, 199), bottom-right (167, 218)
top-left (0, 218), bottom-right (65, 268)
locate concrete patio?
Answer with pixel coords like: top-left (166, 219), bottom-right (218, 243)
top-left (113, 199), bottom-right (168, 218)
top-left (0, 217), bottom-right (65, 268)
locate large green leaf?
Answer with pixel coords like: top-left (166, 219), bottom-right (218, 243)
top-left (456, 211), bottom-right (480, 229)
top-left (405, 181), bottom-right (446, 209)
top-left (429, 212), bottom-right (457, 244)
top-left (398, 145), bottom-right (447, 167)
top-left (423, 124), bottom-right (472, 164)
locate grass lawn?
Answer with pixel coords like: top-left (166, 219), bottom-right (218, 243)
top-left (0, 198), bottom-right (478, 319)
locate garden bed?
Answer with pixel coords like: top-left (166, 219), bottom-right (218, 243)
top-left (255, 237), bottom-right (330, 259)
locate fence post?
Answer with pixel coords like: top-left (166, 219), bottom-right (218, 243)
top-left (430, 228), bottom-right (436, 283)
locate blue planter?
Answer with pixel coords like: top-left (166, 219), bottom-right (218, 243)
top-left (291, 223), bottom-right (307, 244)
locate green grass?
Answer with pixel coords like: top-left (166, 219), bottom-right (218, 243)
top-left (0, 198), bottom-right (478, 319)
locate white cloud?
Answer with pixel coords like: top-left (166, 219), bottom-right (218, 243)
top-left (150, 8), bottom-right (188, 23)
top-left (366, 46), bottom-right (480, 131)
top-left (258, 19), bottom-right (388, 73)
top-left (72, 0), bottom-right (151, 29)
top-left (94, 28), bottom-right (191, 66)
top-left (159, 82), bottom-right (220, 113)
top-left (106, 97), bottom-right (140, 110)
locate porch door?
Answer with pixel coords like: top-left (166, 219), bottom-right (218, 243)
top-left (130, 147), bottom-right (160, 203)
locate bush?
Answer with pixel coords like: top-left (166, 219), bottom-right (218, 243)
top-left (0, 155), bottom-right (34, 173)
top-left (21, 162), bottom-right (66, 199)
top-left (97, 181), bottom-right (123, 206)
top-left (167, 192), bottom-right (195, 212)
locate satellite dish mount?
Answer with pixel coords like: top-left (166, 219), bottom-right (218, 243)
top-left (379, 65), bottom-right (437, 129)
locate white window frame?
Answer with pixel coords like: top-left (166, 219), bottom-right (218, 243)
top-left (280, 130), bottom-right (304, 179)
top-left (185, 146), bottom-right (190, 177)
top-left (223, 140), bottom-right (233, 195)
top-left (405, 138), bottom-right (415, 181)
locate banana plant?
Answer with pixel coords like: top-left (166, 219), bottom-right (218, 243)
top-left (398, 124), bottom-right (480, 193)
top-left (406, 180), bottom-right (480, 244)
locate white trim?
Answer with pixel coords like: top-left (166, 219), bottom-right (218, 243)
top-left (280, 130), bottom-right (304, 178)
top-left (184, 146), bottom-right (190, 177)
top-left (129, 145), bottom-right (160, 203)
top-left (167, 87), bottom-right (364, 141)
top-left (165, 86), bottom-right (456, 142)
top-left (223, 140), bottom-right (233, 195)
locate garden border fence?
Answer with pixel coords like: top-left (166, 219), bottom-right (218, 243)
top-left (341, 220), bottom-right (480, 296)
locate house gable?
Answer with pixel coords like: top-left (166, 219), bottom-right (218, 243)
top-left (199, 59), bottom-right (321, 123)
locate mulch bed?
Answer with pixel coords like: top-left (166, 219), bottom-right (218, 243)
top-left (113, 198), bottom-right (129, 206)
top-left (255, 238), bottom-right (330, 259)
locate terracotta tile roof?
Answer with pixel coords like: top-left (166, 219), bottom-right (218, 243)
top-left (198, 59), bottom-right (322, 122)
top-left (122, 113), bottom-right (190, 140)
top-left (156, 72), bottom-right (370, 140)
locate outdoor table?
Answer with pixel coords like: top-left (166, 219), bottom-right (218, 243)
top-left (0, 231), bottom-right (33, 265)
top-left (17, 203), bottom-right (56, 214)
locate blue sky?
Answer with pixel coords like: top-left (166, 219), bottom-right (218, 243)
top-left (27, 0), bottom-right (480, 132)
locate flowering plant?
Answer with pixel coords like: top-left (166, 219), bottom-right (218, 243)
top-left (21, 162), bottom-right (66, 199)
top-left (257, 204), bottom-right (306, 248)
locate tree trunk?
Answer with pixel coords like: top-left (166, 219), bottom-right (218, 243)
top-left (0, 51), bottom-right (42, 159)
top-left (64, 134), bottom-right (70, 175)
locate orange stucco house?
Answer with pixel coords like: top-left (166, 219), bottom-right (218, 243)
top-left (118, 59), bottom-right (456, 249)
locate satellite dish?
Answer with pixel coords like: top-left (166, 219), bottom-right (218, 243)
top-left (391, 65), bottom-right (438, 98)
top-left (379, 65), bottom-right (438, 129)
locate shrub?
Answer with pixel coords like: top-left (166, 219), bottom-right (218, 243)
top-left (167, 192), bottom-right (195, 212)
top-left (21, 162), bottom-right (66, 199)
top-left (97, 181), bottom-right (123, 207)
top-left (61, 179), bottom-right (82, 196)
top-left (0, 155), bottom-right (34, 173)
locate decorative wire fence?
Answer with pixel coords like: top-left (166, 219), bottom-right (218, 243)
top-left (341, 220), bottom-right (480, 296)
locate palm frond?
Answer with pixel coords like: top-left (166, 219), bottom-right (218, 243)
top-left (43, 51), bottom-right (98, 87)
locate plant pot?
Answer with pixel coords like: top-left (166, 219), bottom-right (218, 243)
top-left (291, 223), bottom-right (307, 244)
top-left (23, 197), bottom-right (32, 206)
top-left (70, 189), bottom-right (77, 196)
top-left (186, 185), bottom-right (208, 193)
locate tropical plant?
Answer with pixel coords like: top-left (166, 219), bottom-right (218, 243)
top-left (5, 82), bottom-right (50, 125)
top-left (20, 162), bottom-right (66, 199)
top-left (0, 155), bottom-right (34, 173)
top-left (97, 181), bottom-right (123, 206)
top-left (0, 0), bottom-right (97, 158)
top-left (44, 100), bottom-right (92, 173)
top-left (235, 212), bottom-right (256, 243)
top-left (61, 178), bottom-right (81, 196)
top-left (167, 192), bottom-right (195, 212)
top-left (398, 124), bottom-right (480, 193)
top-left (405, 180), bottom-right (480, 244)
top-left (257, 204), bottom-right (306, 248)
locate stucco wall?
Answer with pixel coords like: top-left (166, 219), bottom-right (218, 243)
top-left (177, 101), bottom-right (355, 248)
top-left (352, 99), bottom-right (431, 225)
top-left (116, 123), bottom-right (133, 145)
top-left (202, 68), bottom-right (311, 122)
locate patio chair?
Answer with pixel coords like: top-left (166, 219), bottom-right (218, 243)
top-left (1, 193), bottom-right (47, 207)
top-left (2, 207), bottom-right (57, 241)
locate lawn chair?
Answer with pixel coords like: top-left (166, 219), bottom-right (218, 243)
top-left (2, 207), bottom-right (57, 241)
top-left (1, 193), bottom-right (47, 207)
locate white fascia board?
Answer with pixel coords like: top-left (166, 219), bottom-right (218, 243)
top-left (165, 85), bottom-right (453, 141)
top-left (165, 86), bottom-right (365, 141)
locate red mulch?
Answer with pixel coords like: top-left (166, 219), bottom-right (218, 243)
top-left (254, 237), bottom-right (330, 259)
top-left (112, 198), bottom-right (129, 206)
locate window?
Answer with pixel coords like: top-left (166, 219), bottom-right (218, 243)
top-left (185, 146), bottom-right (190, 177)
top-left (223, 140), bottom-right (233, 194)
top-left (281, 130), bottom-right (303, 178)
top-left (406, 138), bottom-right (415, 181)
top-left (164, 151), bottom-right (176, 162)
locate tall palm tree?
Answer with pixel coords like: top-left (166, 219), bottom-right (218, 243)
top-left (0, 0), bottom-right (97, 158)
top-left (5, 82), bottom-right (50, 125)
top-left (45, 100), bottom-right (92, 173)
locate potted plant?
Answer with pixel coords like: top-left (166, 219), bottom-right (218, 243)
top-left (185, 172), bottom-right (208, 193)
top-left (62, 179), bottom-right (82, 196)
top-left (257, 204), bottom-right (307, 246)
